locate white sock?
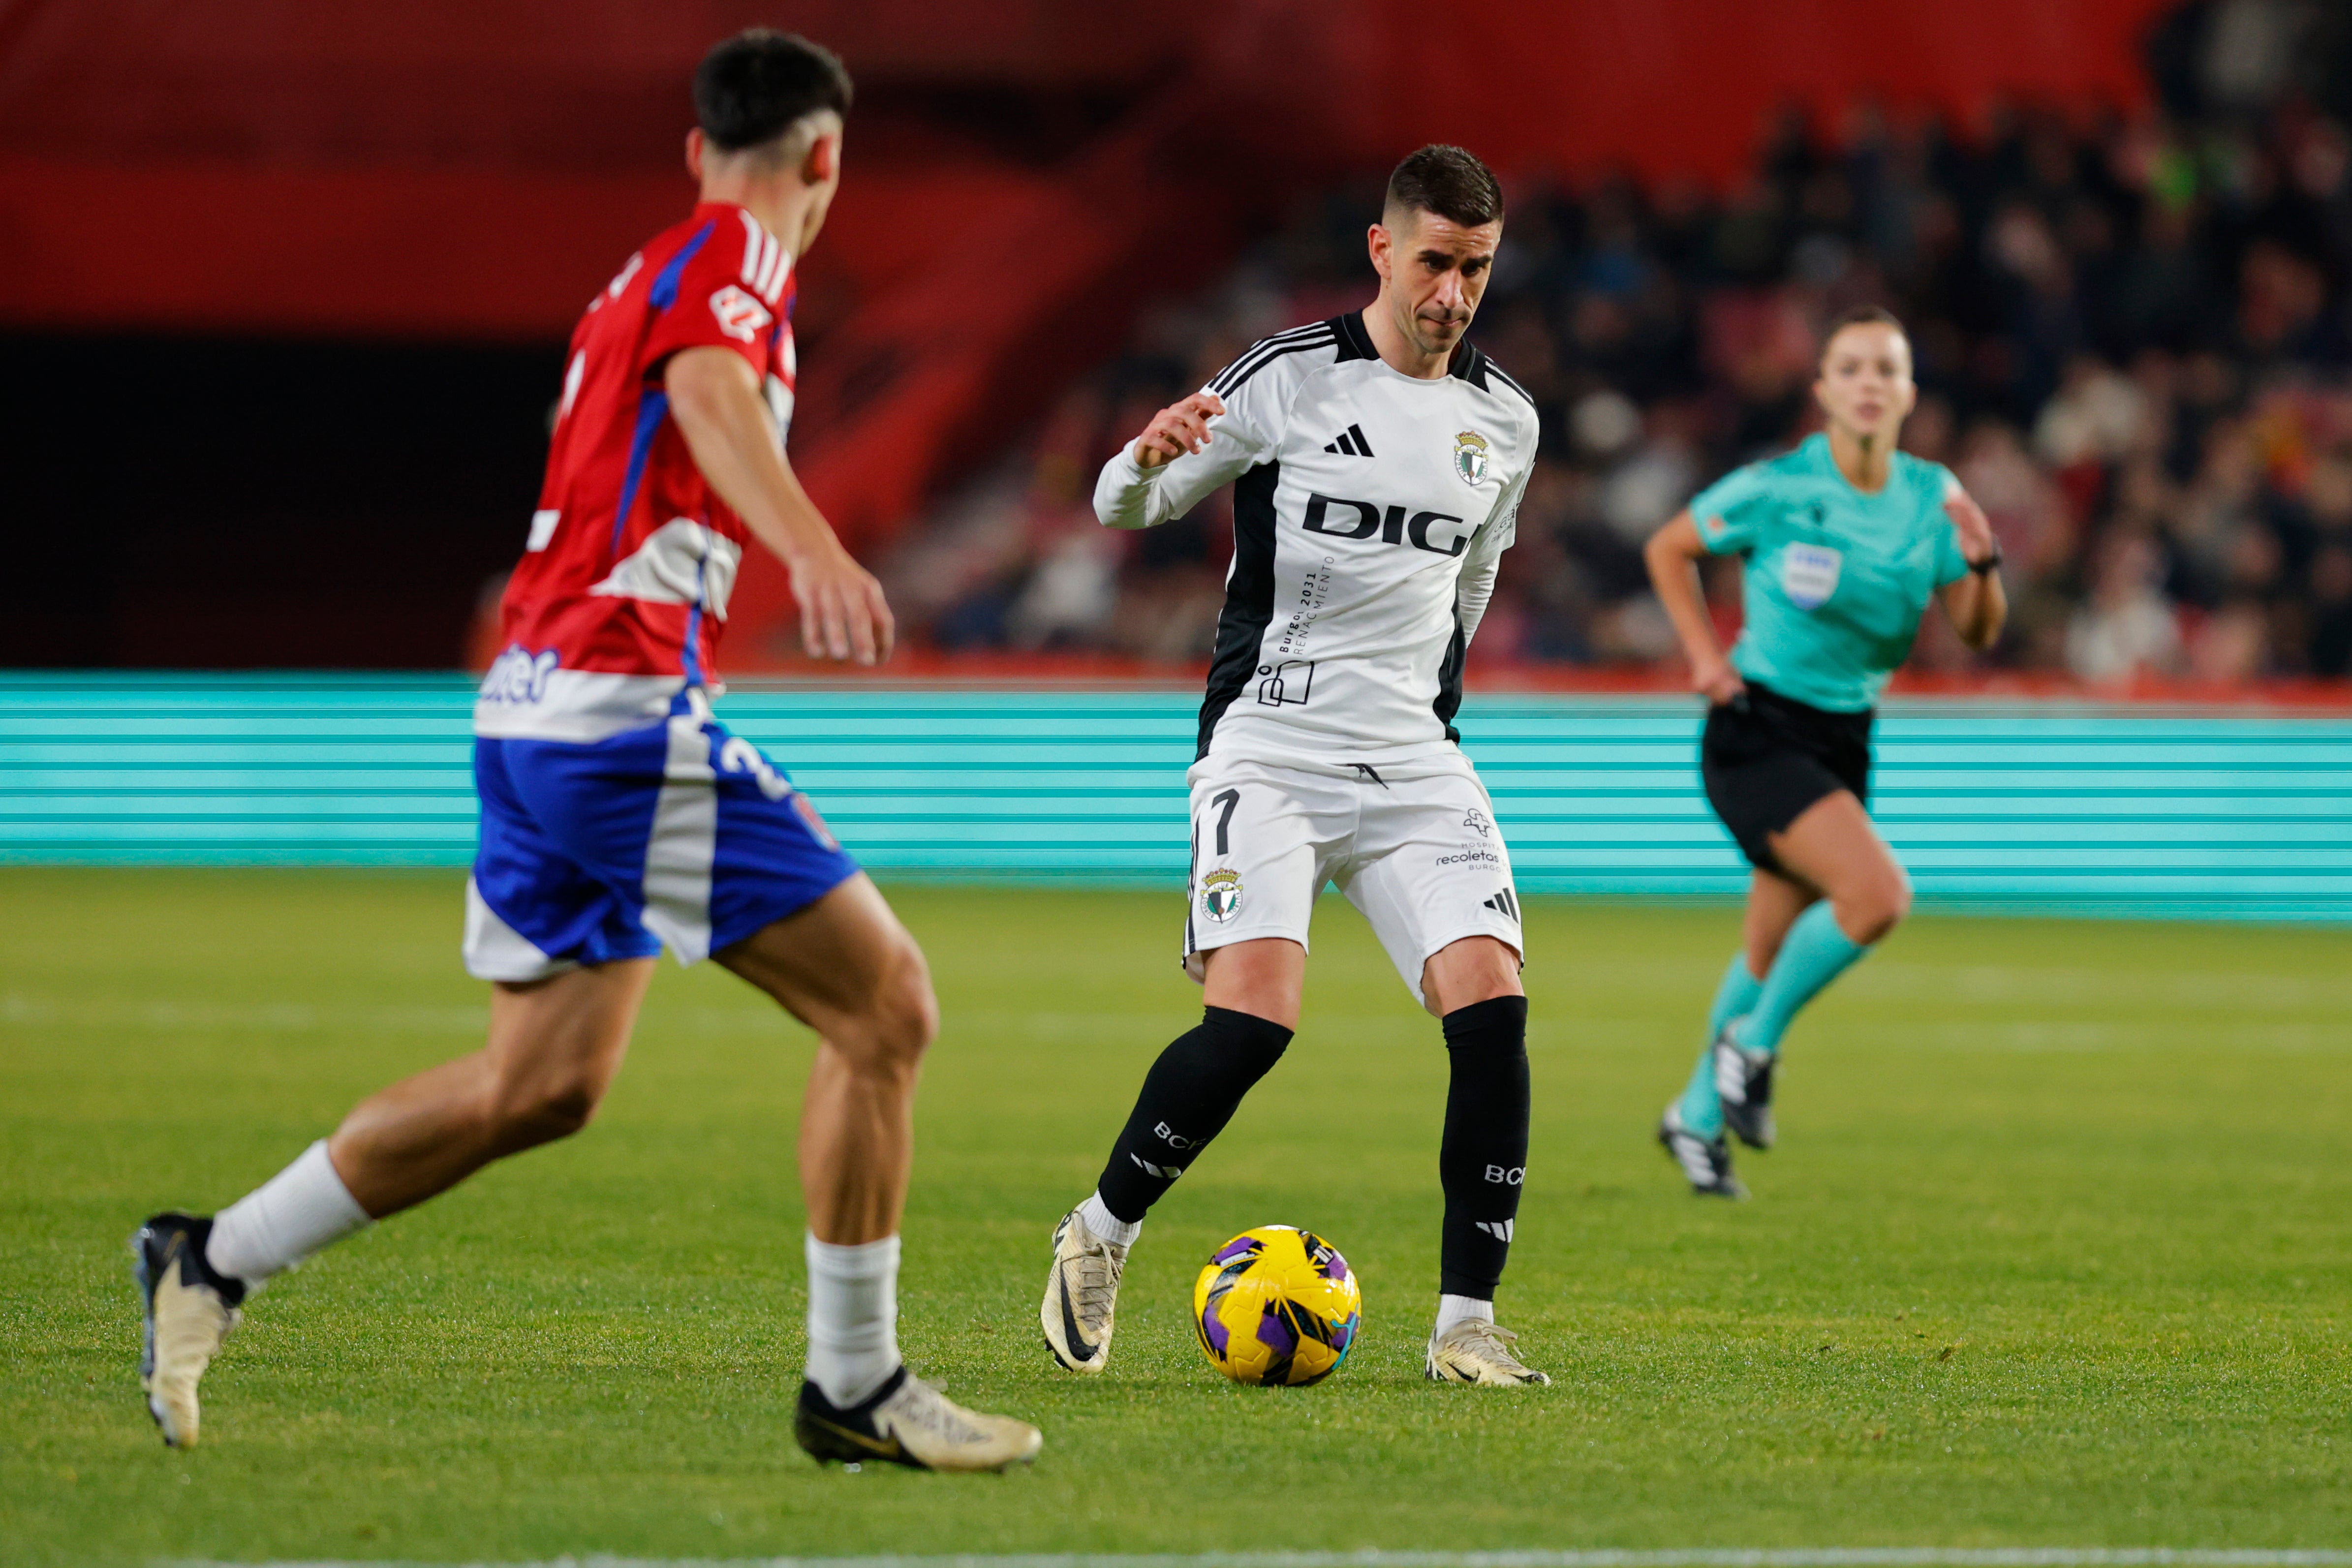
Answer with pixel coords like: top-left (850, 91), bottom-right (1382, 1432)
top-left (804, 1232), bottom-right (901, 1408)
top-left (1076, 1191), bottom-right (1140, 1248)
top-left (205, 1140), bottom-right (372, 1288)
top-left (1432, 1292), bottom-right (1494, 1343)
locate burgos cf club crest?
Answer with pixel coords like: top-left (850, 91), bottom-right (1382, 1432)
top-left (1199, 868), bottom-right (1244, 923)
top-left (1453, 430), bottom-right (1491, 486)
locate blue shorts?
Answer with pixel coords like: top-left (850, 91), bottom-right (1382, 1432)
top-left (464, 700), bottom-right (860, 981)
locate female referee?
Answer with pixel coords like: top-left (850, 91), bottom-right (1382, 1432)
top-left (1646, 305), bottom-right (2006, 1198)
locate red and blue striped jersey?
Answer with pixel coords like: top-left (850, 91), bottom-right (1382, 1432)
top-left (477, 201), bottom-right (797, 741)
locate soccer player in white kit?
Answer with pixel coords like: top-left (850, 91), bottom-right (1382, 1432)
top-left (1040, 146), bottom-right (1550, 1386)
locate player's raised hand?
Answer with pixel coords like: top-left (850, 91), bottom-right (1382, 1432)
top-left (791, 543), bottom-right (896, 666)
top-left (1133, 392), bottom-right (1227, 469)
top-left (1947, 487), bottom-right (2001, 571)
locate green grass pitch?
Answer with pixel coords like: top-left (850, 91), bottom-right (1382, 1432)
top-left (2, 868), bottom-right (2348, 1564)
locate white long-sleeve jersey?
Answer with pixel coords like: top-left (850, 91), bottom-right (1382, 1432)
top-left (1095, 310), bottom-right (1538, 765)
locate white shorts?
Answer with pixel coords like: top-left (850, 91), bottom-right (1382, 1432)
top-left (1181, 751), bottom-right (1524, 1006)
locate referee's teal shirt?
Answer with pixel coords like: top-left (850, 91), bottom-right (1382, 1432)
top-left (1691, 432), bottom-right (1972, 713)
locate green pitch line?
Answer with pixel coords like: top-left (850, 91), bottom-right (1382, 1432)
top-left (3, 871), bottom-right (2348, 1566)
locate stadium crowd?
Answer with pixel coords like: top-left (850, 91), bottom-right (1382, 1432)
top-left (879, 2), bottom-right (2352, 687)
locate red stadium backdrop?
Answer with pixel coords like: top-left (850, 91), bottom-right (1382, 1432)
top-left (0, 0), bottom-right (2174, 673)
top-left (0, 0), bottom-right (2169, 335)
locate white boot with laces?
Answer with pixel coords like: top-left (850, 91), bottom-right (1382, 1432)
top-left (1040, 1207), bottom-right (1128, 1374)
top-left (1426, 1318), bottom-right (1551, 1386)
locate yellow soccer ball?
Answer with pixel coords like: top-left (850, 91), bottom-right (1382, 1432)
top-left (1192, 1225), bottom-right (1362, 1386)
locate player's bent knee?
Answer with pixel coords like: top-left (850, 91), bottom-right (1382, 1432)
top-left (1424, 936), bottom-right (1522, 1015)
top-left (840, 940), bottom-right (938, 1073)
top-left (1841, 870), bottom-right (1912, 945)
top-left (487, 1072), bottom-right (606, 1148)
top-left (880, 964), bottom-right (940, 1064)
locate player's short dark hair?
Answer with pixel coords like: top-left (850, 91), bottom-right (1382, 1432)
top-left (1821, 305), bottom-right (1907, 360)
top-left (1384, 145), bottom-right (1505, 230)
top-left (693, 30), bottom-right (853, 156)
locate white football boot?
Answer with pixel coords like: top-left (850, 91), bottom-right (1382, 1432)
top-left (1425, 1319), bottom-right (1551, 1386)
top-left (131, 1214), bottom-right (247, 1447)
top-left (1040, 1207), bottom-right (1127, 1374)
top-left (794, 1367), bottom-right (1043, 1472)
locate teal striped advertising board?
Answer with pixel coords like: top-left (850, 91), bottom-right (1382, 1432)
top-left (2, 673), bottom-right (2348, 922)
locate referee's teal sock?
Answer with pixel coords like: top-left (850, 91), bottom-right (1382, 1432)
top-left (1673, 953), bottom-right (1762, 1139)
top-left (1732, 902), bottom-right (1868, 1056)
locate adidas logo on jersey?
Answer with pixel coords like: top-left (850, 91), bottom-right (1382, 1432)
top-left (1322, 424), bottom-right (1376, 456)
top-left (1482, 887), bottom-right (1520, 921)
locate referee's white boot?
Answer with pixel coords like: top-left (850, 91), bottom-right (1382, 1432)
top-left (1041, 1207), bottom-right (1127, 1374)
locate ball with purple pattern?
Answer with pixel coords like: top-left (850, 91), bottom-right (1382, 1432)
top-left (1192, 1224), bottom-right (1362, 1386)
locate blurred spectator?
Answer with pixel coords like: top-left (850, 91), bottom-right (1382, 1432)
top-left (884, 0), bottom-right (2352, 686)
top-left (2069, 533), bottom-right (2186, 680)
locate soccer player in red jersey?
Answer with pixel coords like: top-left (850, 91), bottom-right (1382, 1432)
top-left (129, 31), bottom-right (1041, 1472)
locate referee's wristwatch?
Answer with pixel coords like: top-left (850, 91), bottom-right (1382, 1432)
top-left (1968, 542), bottom-right (2004, 576)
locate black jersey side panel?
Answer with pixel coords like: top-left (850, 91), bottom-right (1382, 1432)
top-left (1196, 461), bottom-right (1282, 760)
top-left (1432, 611), bottom-right (1467, 743)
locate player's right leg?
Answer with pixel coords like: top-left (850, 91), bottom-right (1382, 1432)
top-left (1043, 939), bottom-right (1303, 1373)
top-left (133, 958), bottom-right (654, 1447)
top-left (1042, 765), bottom-right (1330, 1374)
top-left (130, 729), bottom-right (664, 1448)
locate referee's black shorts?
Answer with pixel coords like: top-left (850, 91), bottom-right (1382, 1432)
top-left (1700, 681), bottom-right (1874, 875)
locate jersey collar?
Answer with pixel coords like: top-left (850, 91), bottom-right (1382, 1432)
top-left (1806, 431), bottom-right (1900, 499)
top-left (1334, 308), bottom-right (1492, 387)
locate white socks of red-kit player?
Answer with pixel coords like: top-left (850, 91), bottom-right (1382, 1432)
top-left (804, 1232), bottom-right (902, 1408)
top-left (205, 1140), bottom-right (373, 1289)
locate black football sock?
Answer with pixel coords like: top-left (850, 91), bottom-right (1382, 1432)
top-left (1437, 994), bottom-right (1531, 1300)
top-left (1094, 1006), bottom-right (1294, 1223)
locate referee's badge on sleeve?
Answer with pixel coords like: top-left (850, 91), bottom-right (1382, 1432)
top-left (1782, 543), bottom-right (1843, 610)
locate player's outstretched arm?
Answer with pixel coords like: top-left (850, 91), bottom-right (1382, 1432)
top-left (665, 346), bottom-right (894, 665)
top-left (1095, 391), bottom-right (1254, 531)
top-left (1936, 489), bottom-right (2008, 651)
top-left (1133, 392), bottom-right (1225, 470)
top-left (1645, 510), bottom-right (1745, 706)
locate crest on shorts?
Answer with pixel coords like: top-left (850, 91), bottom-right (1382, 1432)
top-left (1199, 868), bottom-right (1244, 924)
top-left (1453, 430), bottom-right (1490, 486)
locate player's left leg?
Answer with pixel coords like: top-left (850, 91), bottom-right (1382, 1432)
top-left (1341, 762), bottom-right (1547, 1387)
top-left (1419, 937), bottom-right (1547, 1387)
top-left (708, 873), bottom-right (1036, 1472)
